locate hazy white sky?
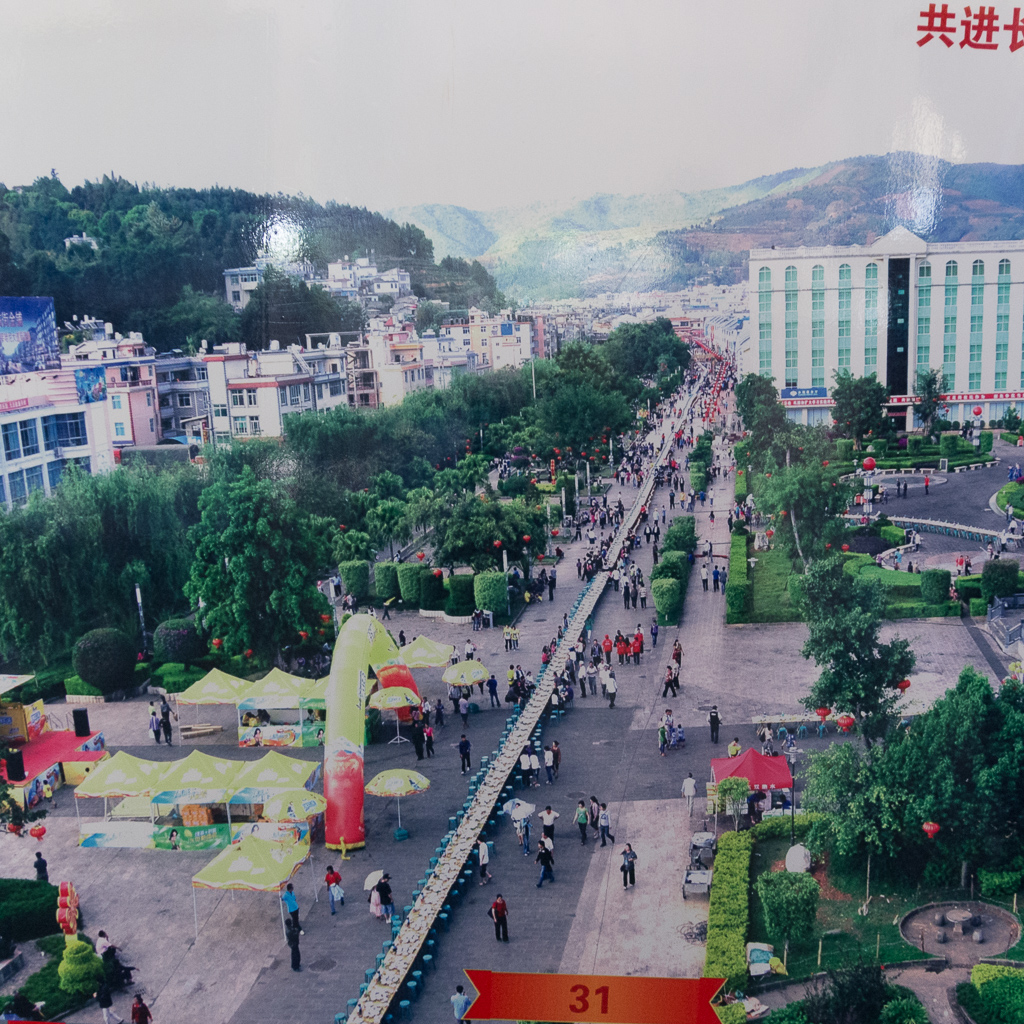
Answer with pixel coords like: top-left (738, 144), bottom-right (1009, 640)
top-left (0, 0), bottom-right (1020, 211)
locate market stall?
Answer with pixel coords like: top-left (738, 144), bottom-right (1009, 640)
top-left (147, 750), bottom-right (241, 849)
top-left (709, 749), bottom-right (794, 818)
top-left (227, 751), bottom-right (322, 843)
top-left (75, 751), bottom-right (168, 848)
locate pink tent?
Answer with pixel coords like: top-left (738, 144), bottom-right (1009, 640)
top-left (710, 748), bottom-right (793, 791)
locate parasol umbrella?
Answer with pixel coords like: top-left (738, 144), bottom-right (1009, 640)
top-left (442, 661), bottom-right (488, 689)
top-left (257, 789), bottom-right (328, 822)
top-left (364, 869), bottom-right (384, 891)
top-left (402, 635), bottom-right (456, 668)
top-left (367, 685), bottom-right (422, 745)
top-left (365, 768), bottom-right (431, 834)
top-left (502, 798), bottom-right (535, 821)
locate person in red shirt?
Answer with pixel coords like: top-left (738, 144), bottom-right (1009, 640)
top-left (602, 635), bottom-right (613, 665)
top-left (130, 995), bottom-right (152, 1024)
top-left (325, 865), bottom-right (343, 915)
top-left (615, 637), bottom-right (628, 665)
top-left (631, 635), bottom-right (642, 665)
top-left (489, 894), bottom-right (509, 942)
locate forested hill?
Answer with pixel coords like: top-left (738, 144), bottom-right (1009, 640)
top-left (0, 175), bottom-right (438, 350)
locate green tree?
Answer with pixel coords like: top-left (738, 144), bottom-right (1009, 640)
top-left (366, 497), bottom-right (410, 560)
top-left (332, 528), bottom-right (375, 563)
top-left (72, 628), bottom-right (136, 694)
top-left (153, 285), bottom-right (240, 349)
top-left (153, 618), bottom-right (206, 668)
top-left (755, 872), bottom-right (820, 951)
top-left (830, 370), bottom-right (890, 450)
top-left (602, 318), bottom-right (690, 380)
top-left (537, 380), bottom-right (632, 454)
top-left (57, 940), bottom-right (105, 997)
top-left (735, 373), bottom-right (790, 466)
top-left (799, 558), bottom-right (916, 747)
top-left (717, 776), bottom-right (751, 830)
top-left (240, 268), bottom-right (351, 349)
top-left (415, 301), bottom-right (446, 336)
top-left (912, 368), bottom-right (949, 440)
top-left (185, 467), bottom-right (331, 662)
top-left (431, 495), bottom-right (547, 572)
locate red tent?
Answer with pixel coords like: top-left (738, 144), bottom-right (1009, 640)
top-left (710, 748), bottom-right (793, 791)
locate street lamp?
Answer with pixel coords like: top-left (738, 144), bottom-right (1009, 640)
top-left (787, 748), bottom-right (798, 846)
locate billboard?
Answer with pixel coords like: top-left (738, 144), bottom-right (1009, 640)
top-left (0, 297), bottom-right (59, 375)
top-left (74, 366), bottom-right (108, 403)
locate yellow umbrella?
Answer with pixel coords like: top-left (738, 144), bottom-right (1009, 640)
top-left (257, 789), bottom-right (328, 822)
top-left (367, 685), bottom-right (422, 745)
top-left (442, 661), bottom-right (488, 688)
top-left (401, 635), bottom-right (456, 668)
top-left (365, 769), bottom-right (430, 832)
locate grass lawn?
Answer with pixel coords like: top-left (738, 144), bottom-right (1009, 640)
top-left (748, 546), bottom-right (803, 623)
top-left (996, 481), bottom-right (1024, 518)
top-left (747, 841), bottom-right (936, 982)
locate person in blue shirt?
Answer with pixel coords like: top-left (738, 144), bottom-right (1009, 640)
top-left (281, 882), bottom-right (302, 934)
top-left (451, 985), bottom-right (472, 1021)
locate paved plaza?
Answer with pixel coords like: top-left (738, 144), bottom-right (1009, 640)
top-left (2, 411), bottom-right (1018, 1024)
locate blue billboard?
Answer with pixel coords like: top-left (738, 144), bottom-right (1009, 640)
top-left (780, 386), bottom-right (828, 400)
top-left (0, 297), bottom-right (60, 375)
top-left (74, 366), bottom-right (108, 404)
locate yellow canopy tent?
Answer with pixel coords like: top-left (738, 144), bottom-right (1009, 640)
top-left (176, 669), bottom-right (250, 705)
top-left (228, 751), bottom-right (319, 804)
top-left (400, 636), bottom-right (455, 668)
top-left (190, 835), bottom-right (312, 939)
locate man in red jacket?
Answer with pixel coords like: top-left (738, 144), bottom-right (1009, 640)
top-left (602, 635), bottom-right (613, 665)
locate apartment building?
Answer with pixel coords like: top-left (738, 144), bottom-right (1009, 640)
top-left (154, 353), bottom-right (212, 442)
top-left (439, 308), bottom-right (532, 371)
top-left (746, 227), bottom-right (1024, 426)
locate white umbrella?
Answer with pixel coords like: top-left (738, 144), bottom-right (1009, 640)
top-left (502, 798), bottom-right (535, 821)
top-left (364, 869), bottom-right (384, 891)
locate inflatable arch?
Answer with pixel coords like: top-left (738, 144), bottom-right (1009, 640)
top-left (323, 614), bottom-right (421, 850)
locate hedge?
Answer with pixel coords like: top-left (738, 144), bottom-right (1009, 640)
top-left (474, 571), bottom-right (508, 614)
top-left (419, 569), bottom-right (446, 611)
top-left (970, 597), bottom-right (990, 617)
top-left (959, 971), bottom-right (1024, 1024)
top-left (704, 831), bottom-right (753, 991)
top-left (982, 558), bottom-right (1020, 601)
top-left (0, 879), bottom-right (60, 942)
top-left (749, 813), bottom-right (821, 842)
top-left (921, 569), bottom-right (951, 606)
top-left (907, 435), bottom-right (924, 454)
top-left (153, 618), bottom-right (206, 667)
top-left (714, 1006), bottom-right (747, 1024)
top-left (338, 560), bottom-right (370, 601)
top-left (374, 562), bottom-right (400, 602)
top-left (725, 535), bottom-right (750, 624)
top-left (663, 516), bottom-right (698, 555)
top-left (972, 963), bottom-right (1024, 990)
top-left (885, 600), bottom-right (961, 619)
top-left (1002, 432), bottom-right (1024, 446)
top-left (978, 868), bottom-right (1024, 897)
top-left (652, 577), bottom-right (683, 625)
top-left (836, 439), bottom-right (854, 460)
top-left (880, 525), bottom-right (906, 548)
top-left (72, 628), bottom-right (136, 694)
top-left (980, 430), bottom-right (994, 454)
top-left (0, 934), bottom-right (94, 1019)
top-left (954, 575), bottom-right (983, 602)
top-left (397, 563), bottom-right (427, 605)
top-left (445, 574), bottom-right (476, 616)
top-left (651, 550), bottom-right (690, 582)
top-left (733, 471), bottom-right (747, 502)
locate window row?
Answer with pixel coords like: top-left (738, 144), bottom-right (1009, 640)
top-left (2, 413), bottom-right (87, 460)
top-left (760, 258), bottom-right (1015, 290)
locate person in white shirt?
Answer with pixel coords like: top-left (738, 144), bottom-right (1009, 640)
top-left (543, 746), bottom-right (555, 784)
top-left (477, 838), bottom-right (492, 885)
top-left (539, 805), bottom-right (559, 840)
top-left (681, 772), bottom-right (697, 816)
top-left (519, 750), bottom-right (531, 787)
top-left (529, 751), bottom-right (541, 787)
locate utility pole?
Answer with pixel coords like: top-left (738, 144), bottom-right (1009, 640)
top-left (531, 358), bottom-right (537, 401)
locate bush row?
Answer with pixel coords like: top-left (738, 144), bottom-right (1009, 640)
top-left (704, 831), bottom-right (753, 991)
top-left (958, 965), bottom-right (1024, 1024)
top-left (884, 600), bottom-right (961, 620)
top-left (0, 879), bottom-right (60, 942)
top-left (725, 534), bottom-right (750, 624)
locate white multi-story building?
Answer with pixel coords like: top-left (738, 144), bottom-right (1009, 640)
top-left (745, 228), bottom-right (1024, 426)
top-left (439, 308), bottom-right (532, 371)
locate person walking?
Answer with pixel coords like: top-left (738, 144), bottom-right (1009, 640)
top-left (148, 703), bottom-right (162, 744)
top-left (543, 746), bottom-right (555, 784)
top-left (34, 850), bottom-right (48, 882)
top-left (94, 980), bottom-right (124, 1024)
top-left (529, 749), bottom-right (541, 787)
top-left (281, 882), bottom-right (303, 934)
top-left (375, 874), bottom-right (394, 923)
top-left (662, 664), bottom-right (678, 698)
top-left (598, 803), bottom-right (615, 847)
top-left (459, 734), bottom-right (472, 774)
top-left (411, 721), bottom-right (425, 761)
top-left (452, 985), bottom-right (473, 1021)
top-left (682, 773), bottom-right (697, 816)
top-left (477, 838), bottom-right (493, 885)
top-left (487, 674), bottom-right (500, 708)
top-left (159, 697), bottom-right (177, 746)
top-left (589, 796), bottom-right (601, 837)
top-left (325, 865), bottom-right (343, 914)
top-left (285, 920), bottom-right (302, 971)
top-left (658, 723), bottom-right (668, 757)
top-left (700, 565), bottom-right (709, 592)
top-left (605, 671), bottom-right (617, 708)
top-left (539, 805), bottom-right (559, 841)
top-left (924, 474), bottom-right (930, 495)
top-left (424, 724), bottom-right (435, 758)
top-left (620, 844), bottom-right (637, 888)
top-left (650, 620), bottom-right (658, 648)
top-left (712, 566), bottom-right (720, 592)
top-left (707, 705), bottom-right (721, 744)
top-left (130, 994), bottom-right (153, 1024)
top-left (535, 843), bottom-right (555, 887)
top-left (551, 740), bottom-right (561, 778)
top-left (459, 694), bottom-right (470, 727)
top-left (602, 635), bottom-right (613, 665)
top-left (575, 801), bottom-right (589, 844)
top-left (488, 895), bottom-right (509, 942)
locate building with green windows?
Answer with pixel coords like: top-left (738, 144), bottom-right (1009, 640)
top-left (743, 227), bottom-right (1024, 427)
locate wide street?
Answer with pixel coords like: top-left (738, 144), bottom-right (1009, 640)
top-left (2, 389), bottom-right (1016, 1024)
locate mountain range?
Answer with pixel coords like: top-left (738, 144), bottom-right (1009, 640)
top-left (388, 154), bottom-right (1024, 301)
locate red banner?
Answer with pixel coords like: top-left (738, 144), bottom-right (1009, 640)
top-left (464, 971), bottom-right (724, 1024)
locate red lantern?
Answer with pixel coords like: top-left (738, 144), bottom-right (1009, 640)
top-left (766, 529), bottom-right (774, 538)
top-left (551, 529), bottom-right (560, 537)
top-left (212, 637), bottom-right (223, 649)
top-left (815, 707), bottom-right (830, 722)
top-left (320, 613), bottom-right (331, 623)
top-left (973, 406), bottom-right (983, 417)
top-left (765, 472), bottom-right (771, 478)
top-left (554, 448), bottom-right (561, 455)
top-left (862, 457), bottom-right (876, 472)
top-left (339, 524), bottom-right (346, 531)
top-left (29, 825), bottom-right (46, 841)
top-left (299, 630), bottom-right (309, 641)
top-left (416, 551), bottom-right (425, 561)
top-left (822, 460), bottom-right (829, 467)
top-left (433, 568), bottom-right (443, 578)
top-left (530, 478), bottom-right (538, 485)
top-left (837, 714), bottom-right (855, 733)
top-left (825, 543), bottom-right (832, 549)
top-left (523, 535), bottom-right (531, 543)
top-left (245, 648), bottom-right (253, 658)
top-left (922, 821), bottom-right (941, 840)
top-left (494, 540), bottom-right (502, 548)
top-left (897, 678), bottom-right (911, 692)
top-left (318, 629), bottom-right (325, 636)
top-left (537, 553), bottom-right (545, 561)
top-left (737, 470), bottom-right (744, 476)
top-left (841, 543), bottom-right (850, 552)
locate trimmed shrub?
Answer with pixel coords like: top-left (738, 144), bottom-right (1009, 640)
top-left (880, 525), bottom-right (906, 548)
top-left (690, 466), bottom-right (707, 495)
top-left (978, 868), bottom-right (1024, 898)
top-left (153, 618), bottom-right (206, 668)
top-left (714, 1006), bottom-right (747, 1024)
top-left (972, 963), bottom-right (1024, 990)
top-left (940, 433), bottom-right (962, 457)
top-left (497, 475), bottom-right (531, 497)
top-left (651, 550), bottom-right (689, 582)
top-left (72, 628), bottom-right (136, 695)
top-left (374, 562), bottom-right (400, 602)
top-left (474, 571), bottom-right (508, 615)
top-left (836, 439), bottom-right (854, 460)
top-left (756, 872), bottom-right (820, 948)
top-left (338, 560), bottom-right (370, 601)
top-left (981, 558), bottom-right (1020, 601)
top-left (725, 534), bottom-right (750, 624)
top-left (651, 577), bottom-right (682, 625)
top-left (980, 430), bottom-right (994, 454)
top-left (703, 830), bottom-right (753, 991)
top-left (907, 435), bottom-right (924, 455)
top-left (733, 471), bottom-right (748, 502)
top-left (869, 439), bottom-right (889, 457)
top-left (419, 570), bottom-right (446, 611)
top-left (445, 574), bottom-right (476, 616)
top-left (921, 569), bottom-right (951, 606)
top-left (57, 940), bottom-right (105, 997)
top-left (750, 813), bottom-right (821, 842)
top-left (0, 879), bottom-right (60, 942)
top-left (970, 973), bottom-right (1024, 1022)
top-left (397, 563), bottom-right (426, 605)
top-left (663, 516), bottom-right (698, 554)
top-left (879, 997), bottom-right (928, 1024)
top-left (954, 575), bottom-right (983, 602)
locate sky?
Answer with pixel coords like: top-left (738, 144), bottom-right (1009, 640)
top-left (1, 0), bottom-right (1022, 213)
